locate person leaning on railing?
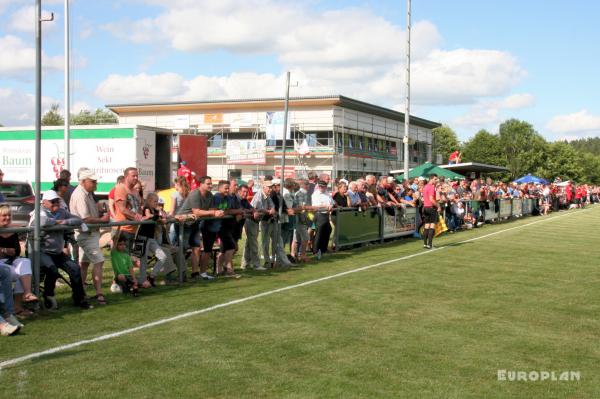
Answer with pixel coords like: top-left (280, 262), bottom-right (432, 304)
top-left (174, 175), bottom-right (222, 281)
top-left (30, 190), bottom-right (91, 310)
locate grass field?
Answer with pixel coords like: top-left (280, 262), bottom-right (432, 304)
top-left (1, 206), bottom-right (599, 398)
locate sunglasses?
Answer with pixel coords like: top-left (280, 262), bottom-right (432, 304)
top-left (50, 199), bottom-right (60, 204)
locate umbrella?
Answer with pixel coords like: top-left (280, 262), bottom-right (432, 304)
top-left (514, 174), bottom-right (549, 185)
top-left (395, 162), bottom-right (466, 181)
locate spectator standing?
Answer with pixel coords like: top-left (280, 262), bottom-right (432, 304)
top-left (59, 169), bottom-right (76, 207)
top-left (108, 175), bottom-right (124, 220)
top-left (311, 180), bottom-right (333, 259)
top-left (69, 168), bottom-right (110, 305)
top-left (292, 180), bottom-right (311, 263)
top-left (251, 180), bottom-right (276, 269)
top-left (175, 176), bottom-right (221, 281)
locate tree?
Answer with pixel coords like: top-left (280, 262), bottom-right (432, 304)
top-left (498, 119), bottom-right (548, 179)
top-left (71, 108), bottom-right (118, 125)
top-left (535, 141), bottom-right (583, 182)
top-left (431, 125), bottom-right (460, 164)
top-left (579, 153), bottom-right (600, 184)
top-left (461, 129), bottom-right (504, 166)
top-left (41, 103), bottom-right (64, 126)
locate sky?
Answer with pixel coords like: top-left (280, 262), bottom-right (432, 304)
top-left (1, 0), bottom-right (599, 142)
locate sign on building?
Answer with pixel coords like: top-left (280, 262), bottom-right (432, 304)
top-left (225, 140), bottom-right (266, 165)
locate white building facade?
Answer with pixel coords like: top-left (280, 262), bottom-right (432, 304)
top-left (108, 95), bottom-right (440, 181)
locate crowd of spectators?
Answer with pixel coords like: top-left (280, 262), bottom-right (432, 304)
top-left (0, 165), bottom-right (598, 336)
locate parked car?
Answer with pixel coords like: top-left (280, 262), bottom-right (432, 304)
top-left (0, 181), bottom-right (35, 226)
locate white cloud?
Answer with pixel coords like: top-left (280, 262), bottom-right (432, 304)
top-left (451, 93), bottom-right (535, 130)
top-left (0, 87), bottom-right (58, 126)
top-left (96, 73), bottom-right (188, 103)
top-left (0, 35), bottom-right (62, 76)
top-left (498, 93), bottom-right (535, 109)
top-left (71, 101), bottom-right (92, 114)
top-left (8, 5), bottom-right (58, 33)
top-left (101, 1), bottom-right (526, 108)
top-left (546, 110), bottom-right (600, 135)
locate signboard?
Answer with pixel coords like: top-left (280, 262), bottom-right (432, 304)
top-left (266, 111), bottom-right (291, 140)
top-left (225, 140), bottom-right (266, 165)
top-left (204, 113), bottom-right (223, 124)
top-left (225, 113), bottom-right (255, 127)
top-left (382, 206), bottom-right (417, 238)
top-left (0, 129), bottom-right (137, 192)
top-left (274, 165), bottom-right (296, 178)
top-left (135, 129), bottom-right (157, 193)
top-left (498, 199), bottom-right (512, 218)
top-left (173, 115), bottom-right (190, 129)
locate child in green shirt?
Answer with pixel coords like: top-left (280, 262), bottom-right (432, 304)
top-left (111, 236), bottom-right (139, 296)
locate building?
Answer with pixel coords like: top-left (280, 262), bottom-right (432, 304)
top-left (107, 95), bottom-right (440, 181)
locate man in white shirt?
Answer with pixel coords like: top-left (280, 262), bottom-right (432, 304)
top-left (311, 180), bottom-right (333, 259)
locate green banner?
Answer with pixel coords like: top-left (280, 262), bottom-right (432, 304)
top-left (336, 208), bottom-right (381, 247)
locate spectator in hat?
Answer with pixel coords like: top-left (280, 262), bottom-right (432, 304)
top-left (31, 190), bottom-right (90, 309)
top-left (69, 168), bottom-right (110, 305)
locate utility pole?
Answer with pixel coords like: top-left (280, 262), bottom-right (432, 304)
top-left (403, 0), bottom-right (411, 181)
top-left (279, 71), bottom-right (291, 219)
top-left (64, 0), bottom-right (70, 169)
top-left (34, 1), bottom-right (54, 296)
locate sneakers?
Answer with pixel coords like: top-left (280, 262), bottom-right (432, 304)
top-left (254, 265), bottom-right (267, 271)
top-left (44, 295), bottom-right (58, 311)
top-left (7, 315), bottom-right (24, 328)
top-left (200, 272), bottom-right (215, 281)
top-left (0, 322), bottom-right (20, 336)
top-left (316, 250), bottom-right (322, 260)
top-left (110, 282), bottom-right (123, 294)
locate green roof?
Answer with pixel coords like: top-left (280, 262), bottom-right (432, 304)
top-left (395, 162), bottom-right (466, 181)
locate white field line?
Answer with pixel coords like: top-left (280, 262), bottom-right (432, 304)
top-left (0, 208), bottom-right (591, 370)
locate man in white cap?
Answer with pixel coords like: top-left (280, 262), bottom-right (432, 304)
top-left (30, 190), bottom-right (90, 309)
top-left (70, 168), bottom-right (110, 305)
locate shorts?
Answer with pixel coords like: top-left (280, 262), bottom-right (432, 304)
top-left (76, 232), bottom-right (105, 264)
top-left (218, 231), bottom-right (236, 253)
top-left (294, 223), bottom-right (310, 242)
top-left (200, 225), bottom-right (217, 253)
top-left (423, 207), bottom-right (438, 224)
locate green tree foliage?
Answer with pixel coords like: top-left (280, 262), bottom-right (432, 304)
top-left (579, 153), bottom-right (600, 184)
top-left (535, 141), bottom-right (583, 182)
top-left (567, 137), bottom-right (600, 156)
top-left (71, 108), bottom-right (118, 125)
top-left (41, 103), bottom-right (64, 126)
top-left (498, 119), bottom-right (548, 179)
top-left (461, 129), bottom-right (504, 166)
top-left (432, 125), bottom-right (460, 163)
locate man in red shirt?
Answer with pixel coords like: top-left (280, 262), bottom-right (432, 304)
top-left (422, 174), bottom-right (440, 249)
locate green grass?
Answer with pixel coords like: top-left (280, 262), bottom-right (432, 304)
top-left (1, 207), bottom-right (600, 398)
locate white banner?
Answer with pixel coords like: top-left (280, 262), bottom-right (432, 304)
top-left (265, 111), bottom-right (291, 141)
top-left (225, 140), bottom-right (266, 165)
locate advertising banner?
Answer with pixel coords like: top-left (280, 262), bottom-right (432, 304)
top-left (265, 111), bottom-right (291, 141)
top-left (225, 140), bottom-right (266, 165)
